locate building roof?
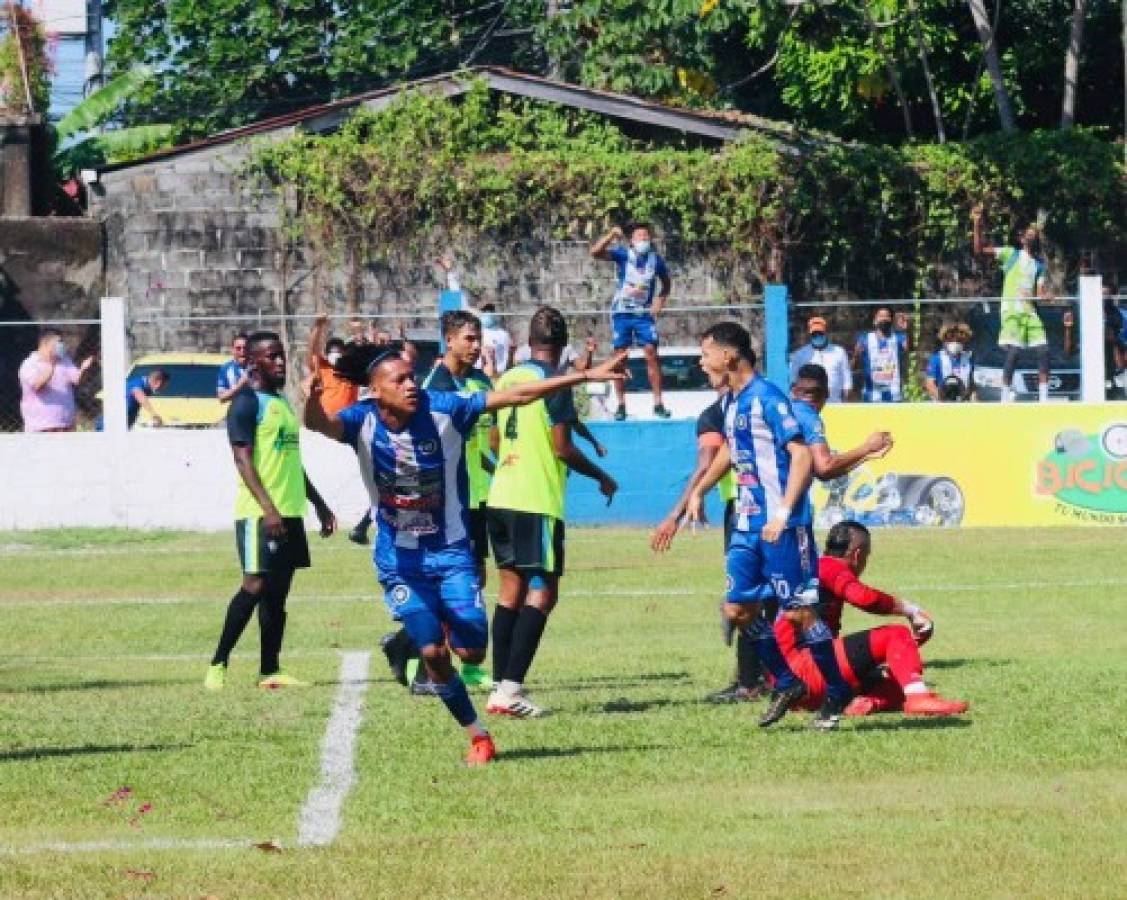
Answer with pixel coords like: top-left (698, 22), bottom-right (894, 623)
top-left (96, 66), bottom-right (807, 173)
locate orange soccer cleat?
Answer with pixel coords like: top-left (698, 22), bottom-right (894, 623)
top-left (844, 695), bottom-right (892, 717)
top-left (903, 693), bottom-right (969, 717)
top-left (466, 734), bottom-right (497, 767)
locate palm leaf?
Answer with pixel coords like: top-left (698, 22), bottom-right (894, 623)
top-left (55, 66), bottom-right (156, 143)
top-left (55, 125), bottom-right (174, 174)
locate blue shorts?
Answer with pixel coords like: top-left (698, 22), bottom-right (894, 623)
top-left (612, 312), bottom-right (658, 349)
top-left (725, 525), bottom-right (818, 609)
top-left (375, 541), bottom-right (487, 651)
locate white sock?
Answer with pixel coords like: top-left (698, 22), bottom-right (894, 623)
top-left (1039, 383), bottom-right (1049, 402)
top-left (904, 681), bottom-right (930, 695)
top-left (500, 679), bottom-right (522, 696)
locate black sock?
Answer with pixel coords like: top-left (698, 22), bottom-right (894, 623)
top-left (491, 605), bottom-right (519, 682)
top-left (736, 630), bottom-right (763, 689)
top-left (503, 606), bottom-right (548, 685)
top-left (258, 594), bottom-right (287, 676)
top-left (211, 588), bottom-right (258, 666)
top-left (397, 627), bottom-right (419, 659)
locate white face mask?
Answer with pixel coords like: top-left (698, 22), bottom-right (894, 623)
top-left (632, 240), bottom-right (651, 255)
top-left (327, 351), bottom-right (342, 366)
top-left (54, 339), bottom-right (68, 358)
top-left (945, 341), bottom-right (963, 356)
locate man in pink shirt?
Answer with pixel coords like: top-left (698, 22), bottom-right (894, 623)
top-left (18, 328), bottom-right (96, 432)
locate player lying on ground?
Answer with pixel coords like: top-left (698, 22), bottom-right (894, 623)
top-left (304, 337), bottom-right (625, 765)
top-left (776, 520), bottom-right (968, 717)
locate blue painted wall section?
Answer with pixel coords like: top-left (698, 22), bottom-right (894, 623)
top-left (564, 420), bottom-right (725, 526)
top-left (438, 290), bottom-right (464, 352)
top-left (764, 283), bottom-right (790, 390)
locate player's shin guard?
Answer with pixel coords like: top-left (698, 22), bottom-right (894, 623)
top-left (503, 606), bottom-right (548, 684)
top-left (258, 595), bottom-right (287, 676)
top-left (736, 630), bottom-right (764, 689)
top-left (491, 605), bottom-right (519, 683)
top-left (434, 675), bottom-right (479, 728)
top-left (802, 620), bottom-right (852, 703)
top-left (869, 625), bottom-right (925, 692)
top-left (211, 588), bottom-right (258, 666)
top-left (748, 618), bottom-right (799, 689)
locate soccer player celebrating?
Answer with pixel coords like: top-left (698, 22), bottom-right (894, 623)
top-left (381, 310), bottom-right (496, 693)
top-left (686, 323), bottom-right (854, 729)
top-left (485, 307), bottom-right (619, 719)
top-left (304, 333), bottom-right (625, 764)
top-left (777, 521), bottom-right (968, 717)
top-left (205, 332), bottom-right (336, 692)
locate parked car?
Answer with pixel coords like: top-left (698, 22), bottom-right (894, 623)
top-left (584, 345), bottom-right (714, 420)
top-left (966, 304), bottom-right (1079, 401)
top-left (128, 353), bottom-right (229, 428)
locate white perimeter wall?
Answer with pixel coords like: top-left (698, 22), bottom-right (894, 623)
top-left (0, 429), bottom-right (370, 531)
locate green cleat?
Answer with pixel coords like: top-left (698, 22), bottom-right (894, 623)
top-left (404, 658), bottom-right (420, 687)
top-left (204, 663), bottom-right (226, 692)
top-left (461, 663), bottom-right (495, 691)
top-left (258, 671), bottom-right (309, 690)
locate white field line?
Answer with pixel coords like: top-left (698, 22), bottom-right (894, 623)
top-left (0, 837), bottom-right (261, 855)
top-left (0, 649), bottom-right (341, 664)
top-left (296, 651), bottom-right (371, 848)
top-left (1, 580), bottom-right (1124, 611)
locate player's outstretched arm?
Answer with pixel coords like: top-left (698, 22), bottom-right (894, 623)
top-left (484, 351), bottom-right (626, 412)
top-left (302, 378), bottom-right (345, 441)
top-left (303, 469), bottom-right (337, 537)
top-left (812, 431), bottom-right (892, 481)
top-left (590, 225), bottom-right (624, 260)
top-left (971, 203), bottom-right (995, 256)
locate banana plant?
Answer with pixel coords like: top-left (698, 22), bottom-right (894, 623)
top-left (53, 65), bottom-right (174, 177)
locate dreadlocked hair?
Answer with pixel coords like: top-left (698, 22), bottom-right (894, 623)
top-left (333, 341), bottom-right (404, 386)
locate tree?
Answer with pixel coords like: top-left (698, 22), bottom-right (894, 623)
top-left (1060, 0), bottom-right (1088, 127)
top-left (965, 0), bottom-right (1016, 132)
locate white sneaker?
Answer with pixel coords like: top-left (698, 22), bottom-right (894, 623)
top-left (486, 688), bottom-right (547, 718)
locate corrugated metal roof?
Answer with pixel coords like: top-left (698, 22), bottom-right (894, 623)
top-left (96, 67), bottom-right (806, 174)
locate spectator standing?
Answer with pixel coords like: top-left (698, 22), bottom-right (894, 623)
top-left (853, 306), bottom-right (911, 402)
top-left (217, 332), bottom-right (249, 403)
top-left (925, 324), bottom-right (975, 402)
top-left (308, 314), bottom-right (359, 416)
top-left (18, 328), bottom-right (96, 432)
top-left (789, 316), bottom-right (852, 403)
top-left (591, 223), bottom-right (672, 420)
top-left (126, 369), bottom-right (169, 428)
top-left (479, 304), bottom-right (512, 374)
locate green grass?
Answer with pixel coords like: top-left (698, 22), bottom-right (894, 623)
top-left (1, 527), bottom-right (1125, 898)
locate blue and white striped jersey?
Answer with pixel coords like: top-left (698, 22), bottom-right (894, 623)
top-left (723, 376), bottom-right (811, 532)
top-left (336, 390), bottom-right (487, 556)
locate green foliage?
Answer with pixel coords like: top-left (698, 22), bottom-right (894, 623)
top-left (0, 4), bottom-right (51, 115)
top-left (247, 83), bottom-right (1124, 298)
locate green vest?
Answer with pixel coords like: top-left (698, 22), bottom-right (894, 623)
top-left (487, 364), bottom-right (568, 520)
top-left (235, 392), bottom-right (306, 520)
top-left (718, 470), bottom-right (736, 503)
top-left (461, 370), bottom-right (494, 506)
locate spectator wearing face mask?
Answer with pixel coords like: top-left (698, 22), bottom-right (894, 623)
top-left (788, 316), bottom-right (852, 403)
top-left (18, 328), bottom-right (97, 432)
top-left (853, 306), bottom-right (911, 403)
top-left (926, 324), bottom-right (975, 402)
top-left (308, 314), bottom-right (359, 415)
top-left (478, 304), bottom-right (512, 374)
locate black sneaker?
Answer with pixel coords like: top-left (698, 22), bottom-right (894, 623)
top-left (811, 694), bottom-right (850, 731)
top-left (653, 404), bottom-right (672, 419)
top-left (706, 681), bottom-right (767, 704)
top-left (614, 406), bottom-right (627, 421)
top-left (348, 524), bottom-right (369, 545)
top-left (380, 630), bottom-right (412, 686)
top-left (758, 681), bottom-right (808, 727)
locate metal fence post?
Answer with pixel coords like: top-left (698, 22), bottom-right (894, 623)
top-left (1078, 275), bottom-right (1104, 403)
top-left (764, 283), bottom-right (789, 388)
top-left (100, 296), bottom-right (127, 434)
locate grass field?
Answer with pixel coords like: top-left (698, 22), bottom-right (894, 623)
top-left (1, 526), bottom-right (1126, 898)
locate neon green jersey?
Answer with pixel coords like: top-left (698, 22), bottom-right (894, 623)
top-left (227, 388), bottom-right (306, 519)
top-left (422, 363), bottom-right (494, 506)
top-left (996, 247), bottom-right (1046, 318)
top-left (487, 361), bottom-right (576, 519)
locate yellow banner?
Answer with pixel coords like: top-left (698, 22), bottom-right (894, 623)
top-left (814, 404), bottom-right (1127, 527)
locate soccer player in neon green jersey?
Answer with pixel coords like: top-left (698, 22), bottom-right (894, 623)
top-left (204, 332), bottom-right (336, 691)
top-left (973, 203), bottom-right (1053, 402)
top-left (486, 307), bottom-right (619, 718)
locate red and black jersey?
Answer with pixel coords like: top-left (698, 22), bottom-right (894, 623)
top-left (817, 555), bottom-right (898, 636)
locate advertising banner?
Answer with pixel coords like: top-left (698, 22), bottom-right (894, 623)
top-left (816, 403), bottom-right (1127, 527)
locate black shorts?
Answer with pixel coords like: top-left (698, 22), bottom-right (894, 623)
top-left (841, 629), bottom-right (883, 691)
top-left (486, 508), bottom-right (565, 577)
top-left (723, 499), bottom-right (735, 552)
top-left (468, 504), bottom-right (489, 563)
top-left (235, 517), bottom-right (310, 575)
